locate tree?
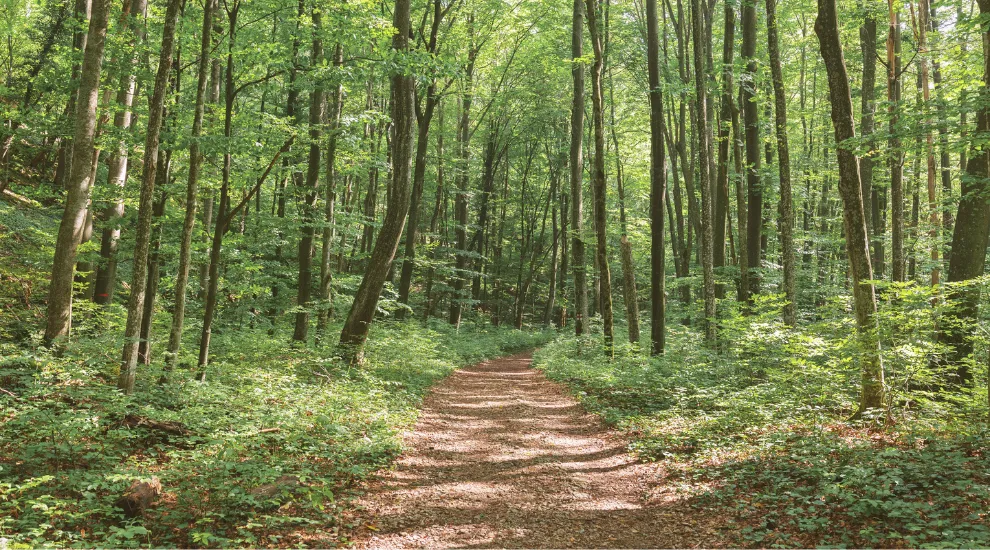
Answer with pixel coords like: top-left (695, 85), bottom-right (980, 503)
top-left (766, 0), bottom-right (795, 326)
top-left (742, 0), bottom-right (762, 299)
top-left (118, 0), bottom-right (184, 394)
top-left (939, 0), bottom-right (990, 385)
top-left (586, 0), bottom-right (614, 355)
top-left (570, 0), bottom-right (588, 337)
top-left (43, 0), bottom-right (110, 345)
top-left (338, 0), bottom-right (416, 363)
top-left (646, 0), bottom-right (665, 355)
top-left (815, 0), bottom-right (885, 414)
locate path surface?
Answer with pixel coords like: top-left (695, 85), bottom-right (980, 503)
top-left (350, 352), bottom-right (721, 548)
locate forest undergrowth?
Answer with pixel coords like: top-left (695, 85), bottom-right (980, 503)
top-left (535, 296), bottom-right (990, 548)
top-left (0, 200), bottom-right (554, 547)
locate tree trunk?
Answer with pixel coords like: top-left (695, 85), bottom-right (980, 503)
top-left (647, 0), bottom-right (666, 355)
top-left (692, 0), bottom-right (716, 343)
top-left (815, 0), bottom-right (885, 414)
top-left (714, 0), bottom-right (735, 300)
top-left (939, 0), bottom-right (990, 385)
top-left (316, 43), bottom-right (345, 340)
top-left (164, 0), bottom-right (215, 370)
top-left (43, 0), bottom-right (110, 345)
top-left (570, 0), bottom-right (588, 336)
top-left (766, 0), bottom-right (796, 326)
top-left (292, 7), bottom-right (325, 344)
top-left (117, 0), bottom-right (183, 393)
top-left (742, 0), bottom-right (761, 299)
top-left (586, 0), bottom-right (614, 355)
top-left (448, 15), bottom-right (475, 327)
top-left (888, 0), bottom-right (905, 282)
top-left (338, 0), bottom-right (415, 363)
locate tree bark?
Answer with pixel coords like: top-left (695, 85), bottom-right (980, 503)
top-left (43, 0), bottom-right (110, 345)
top-left (888, 0), bottom-right (905, 282)
top-left (692, 0), bottom-right (716, 343)
top-left (647, 0), bottom-right (666, 355)
top-left (117, 0), bottom-right (183, 393)
top-left (766, 0), bottom-right (796, 326)
top-left (742, 0), bottom-right (761, 299)
top-left (570, 0), bottom-right (589, 336)
top-left (815, 0), bottom-right (885, 414)
top-left (316, 43), bottom-right (345, 340)
top-left (939, 0), bottom-right (990, 385)
top-left (338, 0), bottom-right (415, 363)
top-left (164, 0), bottom-right (215, 370)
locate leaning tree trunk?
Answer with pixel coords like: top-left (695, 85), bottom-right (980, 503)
top-left (815, 0), bottom-right (885, 414)
top-left (117, 0), bottom-right (183, 394)
top-left (43, 0), bottom-right (111, 345)
top-left (767, 0), bottom-right (796, 326)
top-left (938, 0), bottom-right (990, 385)
top-left (338, 0), bottom-right (415, 364)
top-left (646, 0), bottom-right (665, 355)
top-left (570, 0), bottom-right (589, 337)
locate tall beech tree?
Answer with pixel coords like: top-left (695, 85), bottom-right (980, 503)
top-left (815, 0), bottom-right (885, 413)
top-left (338, 0), bottom-right (415, 363)
top-left (43, 0), bottom-right (111, 345)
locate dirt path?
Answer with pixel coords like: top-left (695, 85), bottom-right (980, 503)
top-left (349, 352), bottom-right (722, 549)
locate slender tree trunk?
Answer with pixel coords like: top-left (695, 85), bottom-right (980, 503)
top-left (292, 7), bottom-right (325, 343)
top-left (815, 0), bottom-right (885, 413)
top-left (164, 0), bottom-right (215, 370)
top-left (714, 0), bottom-right (735, 300)
top-left (117, 0), bottom-right (183, 393)
top-left (316, 43), bottom-right (344, 340)
top-left (92, 0), bottom-right (148, 304)
top-left (138, 150), bottom-right (170, 365)
top-left (449, 15), bottom-right (475, 327)
top-left (338, 0), bottom-right (415, 363)
top-left (43, 0), bottom-right (110, 345)
top-left (742, 0), bottom-right (761, 299)
top-left (586, 0), bottom-right (614, 355)
top-left (691, 0), bottom-right (716, 343)
top-left (570, 0), bottom-right (588, 336)
top-left (647, 0), bottom-right (666, 354)
top-left (767, 0), bottom-right (796, 326)
top-left (888, 0), bottom-right (905, 282)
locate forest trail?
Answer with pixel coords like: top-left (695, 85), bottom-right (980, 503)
top-left (349, 352), bottom-right (722, 549)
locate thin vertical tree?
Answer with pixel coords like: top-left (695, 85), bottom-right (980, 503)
top-left (766, 0), bottom-right (796, 326)
top-left (646, 0), bottom-right (666, 355)
top-left (815, 0), bottom-right (885, 414)
top-left (742, 0), bottom-right (762, 299)
top-left (570, 0), bottom-right (589, 336)
top-left (692, 0), bottom-right (716, 342)
top-left (118, 0), bottom-right (184, 393)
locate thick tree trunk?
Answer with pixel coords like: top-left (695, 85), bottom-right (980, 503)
top-left (766, 0), bottom-right (796, 326)
top-left (43, 0), bottom-right (110, 345)
top-left (117, 0), bottom-right (183, 393)
top-left (815, 0), bottom-right (885, 413)
top-left (338, 0), bottom-right (415, 363)
top-left (939, 0), bottom-right (990, 385)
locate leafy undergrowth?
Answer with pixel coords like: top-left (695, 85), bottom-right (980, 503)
top-left (0, 321), bottom-right (552, 548)
top-left (534, 301), bottom-right (990, 548)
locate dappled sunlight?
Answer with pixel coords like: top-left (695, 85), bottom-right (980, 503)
top-left (352, 353), bottom-right (724, 548)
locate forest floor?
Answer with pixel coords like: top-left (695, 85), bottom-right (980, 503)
top-left (344, 352), bottom-right (727, 549)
